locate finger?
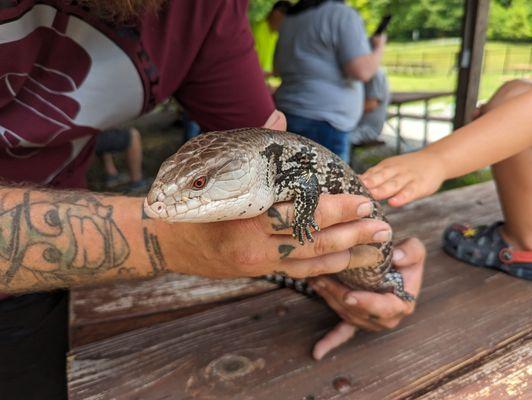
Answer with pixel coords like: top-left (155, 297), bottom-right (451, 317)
top-left (390, 238), bottom-right (425, 297)
top-left (280, 250), bottom-right (350, 278)
top-left (388, 181), bottom-right (418, 207)
top-left (263, 109), bottom-right (287, 131)
top-left (270, 219), bottom-right (391, 260)
top-left (259, 194), bottom-right (375, 235)
top-left (360, 166), bottom-right (397, 189)
top-left (370, 173), bottom-right (413, 201)
top-left (393, 237), bottom-right (426, 269)
top-left (309, 277), bottom-right (382, 331)
top-left (313, 322), bottom-right (357, 360)
top-left (344, 290), bottom-right (409, 321)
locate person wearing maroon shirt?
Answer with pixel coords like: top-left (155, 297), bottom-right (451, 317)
top-left (0, 1), bottom-right (424, 398)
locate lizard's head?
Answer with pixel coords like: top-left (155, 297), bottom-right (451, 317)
top-left (144, 132), bottom-right (269, 222)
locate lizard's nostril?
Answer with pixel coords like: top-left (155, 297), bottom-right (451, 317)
top-left (143, 200), bottom-right (167, 219)
top-left (153, 202), bottom-right (165, 213)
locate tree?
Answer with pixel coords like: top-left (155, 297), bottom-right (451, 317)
top-left (248, 0), bottom-right (532, 41)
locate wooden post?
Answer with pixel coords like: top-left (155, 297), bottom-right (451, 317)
top-left (453, 0), bottom-right (490, 129)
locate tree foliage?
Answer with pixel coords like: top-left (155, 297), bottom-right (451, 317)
top-left (248, 0), bottom-right (532, 41)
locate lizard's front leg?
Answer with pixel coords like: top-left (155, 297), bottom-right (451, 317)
top-left (291, 172), bottom-right (320, 245)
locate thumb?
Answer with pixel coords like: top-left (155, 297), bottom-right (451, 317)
top-left (263, 110), bottom-right (287, 131)
top-left (392, 237), bottom-right (426, 268)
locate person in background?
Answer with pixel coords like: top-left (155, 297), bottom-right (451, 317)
top-left (252, 1), bottom-right (292, 89)
top-left (351, 68), bottom-right (390, 146)
top-left (274, 0), bottom-right (385, 163)
top-left (95, 127), bottom-right (148, 193)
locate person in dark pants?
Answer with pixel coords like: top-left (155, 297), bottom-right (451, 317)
top-left (0, 1), bottom-right (281, 398)
top-left (274, 0), bottom-right (386, 162)
top-left (95, 127), bottom-right (148, 193)
top-left (0, 292), bottom-right (68, 399)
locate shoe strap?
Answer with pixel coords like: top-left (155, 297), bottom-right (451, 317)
top-left (499, 248), bottom-right (532, 264)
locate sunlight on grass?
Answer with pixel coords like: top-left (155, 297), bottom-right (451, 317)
top-left (384, 40), bottom-right (531, 103)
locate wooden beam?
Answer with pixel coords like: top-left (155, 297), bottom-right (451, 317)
top-left (454, 0), bottom-right (490, 129)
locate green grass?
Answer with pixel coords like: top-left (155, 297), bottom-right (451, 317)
top-left (384, 40), bottom-right (532, 103)
top-left (440, 169), bottom-right (493, 192)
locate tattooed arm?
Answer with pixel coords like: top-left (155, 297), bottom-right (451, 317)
top-left (0, 187), bottom-right (390, 294)
top-left (0, 187), bottom-right (178, 293)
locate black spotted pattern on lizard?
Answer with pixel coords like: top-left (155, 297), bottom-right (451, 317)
top-left (144, 128), bottom-right (414, 301)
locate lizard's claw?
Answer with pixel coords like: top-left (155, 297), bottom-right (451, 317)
top-left (292, 217), bottom-right (320, 245)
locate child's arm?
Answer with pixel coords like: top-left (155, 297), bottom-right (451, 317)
top-left (361, 88), bottom-right (532, 207)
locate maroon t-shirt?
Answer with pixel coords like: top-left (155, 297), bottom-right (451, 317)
top-left (0, 0), bottom-right (275, 189)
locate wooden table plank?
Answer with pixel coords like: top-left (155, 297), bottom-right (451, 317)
top-left (68, 182), bottom-right (532, 399)
top-left (70, 274), bottom-right (276, 326)
top-left (418, 335), bottom-right (532, 400)
top-left (70, 275), bottom-right (276, 346)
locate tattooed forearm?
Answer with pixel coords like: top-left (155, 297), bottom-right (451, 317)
top-left (0, 189), bottom-right (130, 292)
top-left (267, 206), bottom-right (291, 231)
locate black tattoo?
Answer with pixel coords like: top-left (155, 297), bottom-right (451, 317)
top-left (0, 191), bottom-right (130, 288)
top-left (278, 244), bottom-right (295, 259)
top-left (267, 207), bottom-right (291, 231)
top-left (143, 226), bottom-right (167, 275)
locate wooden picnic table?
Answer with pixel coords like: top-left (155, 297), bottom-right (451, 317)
top-left (67, 181), bottom-right (532, 399)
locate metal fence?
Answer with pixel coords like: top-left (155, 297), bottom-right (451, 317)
top-left (383, 45), bottom-right (532, 76)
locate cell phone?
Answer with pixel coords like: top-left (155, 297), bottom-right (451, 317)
top-left (373, 15), bottom-right (392, 36)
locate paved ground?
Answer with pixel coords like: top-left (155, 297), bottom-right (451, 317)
top-left (381, 102), bottom-right (454, 149)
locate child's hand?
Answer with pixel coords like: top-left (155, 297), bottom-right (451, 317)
top-left (360, 150), bottom-right (446, 207)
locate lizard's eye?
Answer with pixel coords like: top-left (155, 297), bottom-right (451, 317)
top-left (192, 176), bottom-right (208, 190)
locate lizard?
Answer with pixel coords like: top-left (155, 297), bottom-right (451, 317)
top-left (143, 128), bottom-right (415, 302)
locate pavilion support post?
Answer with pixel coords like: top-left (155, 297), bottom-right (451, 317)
top-left (453, 0), bottom-right (490, 129)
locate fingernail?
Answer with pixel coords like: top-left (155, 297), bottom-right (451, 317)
top-left (345, 295), bottom-right (358, 305)
top-left (393, 248), bottom-right (405, 262)
top-left (357, 202), bottom-right (373, 217)
top-left (373, 229), bottom-right (392, 242)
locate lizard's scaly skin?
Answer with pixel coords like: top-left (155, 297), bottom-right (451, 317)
top-left (145, 128), bottom-right (414, 301)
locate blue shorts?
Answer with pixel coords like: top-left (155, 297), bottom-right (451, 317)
top-left (95, 128), bottom-right (131, 156)
top-left (284, 113), bottom-right (350, 163)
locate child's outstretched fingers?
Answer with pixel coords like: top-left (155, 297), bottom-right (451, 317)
top-left (361, 165), bottom-right (397, 189)
top-left (362, 151), bottom-right (446, 206)
top-left (388, 182), bottom-right (418, 207)
top-left (369, 174), bottom-right (413, 201)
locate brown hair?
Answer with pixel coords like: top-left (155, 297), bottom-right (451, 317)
top-left (74, 0), bottom-right (167, 22)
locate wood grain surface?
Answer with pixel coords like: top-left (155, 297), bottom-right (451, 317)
top-left (68, 182), bottom-right (532, 399)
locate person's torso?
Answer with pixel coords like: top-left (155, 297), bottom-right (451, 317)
top-left (274, 2), bottom-right (365, 131)
top-left (0, 0), bottom-right (215, 188)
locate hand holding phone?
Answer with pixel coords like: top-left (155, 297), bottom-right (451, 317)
top-left (373, 15), bottom-right (392, 36)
